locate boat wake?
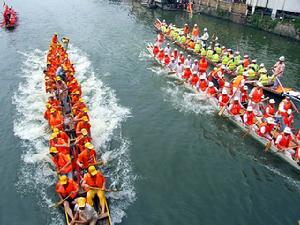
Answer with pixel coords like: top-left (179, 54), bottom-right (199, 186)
top-left (13, 46), bottom-right (136, 224)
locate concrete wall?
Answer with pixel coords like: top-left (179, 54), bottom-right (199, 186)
top-left (246, 0), bottom-right (300, 14)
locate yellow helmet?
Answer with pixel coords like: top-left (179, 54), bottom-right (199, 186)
top-left (50, 108), bottom-right (56, 113)
top-left (82, 108), bottom-right (88, 113)
top-left (82, 116), bottom-right (88, 122)
top-left (53, 128), bottom-right (59, 133)
top-left (46, 103), bottom-right (51, 109)
top-left (84, 142), bottom-right (94, 150)
top-left (79, 98), bottom-right (84, 103)
top-left (81, 128), bottom-right (88, 136)
top-left (75, 91), bottom-right (80, 95)
top-left (56, 76), bottom-right (61, 81)
top-left (59, 175), bottom-right (68, 185)
top-left (88, 166), bottom-right (97, 176)
top-left (49, 147), bottom-right (58, 154)
top-left (77, 197), bottom-right (86, 208)
top-left (50, 132), bottom-right (58, 140)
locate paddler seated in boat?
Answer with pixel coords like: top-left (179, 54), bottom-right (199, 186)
top-left (71, 197), bottom-right (99, 225)
top-left (182, 65), bottom-right (192, 80)
top-left (246, 65), bottom-right (257, 81)
top-left (256, 117), bottom-right (276, 140)
top-left (73, 98), bottom-right (87, 115)
top-left (184, 55), bottom-right (192, 67)
top-left (228, 96), bottom-right (244, 122)
top-left (227, 55), bottom-right (236, 71)
top-left (211, 50), bottom-right (219, 64)
top-left (191, 24), bottom-right (200, 41)
top-left (275, 97), bottom-right (292, 131)
top-left (180, 34), bottom-right (187, 45)
top-left (157, 49), bottom-right (165, 61)
top-left (48, 95), bottom-right (61, 110)
top-left (68, 78), bottom-right (80, 94)
top-left (178, 51), bottom-right (185, 64)
top-left (44, 103), bottom-right (52, 121)
top-left (264, 99), bottom-right (276, 118)
top-left (163, 53), bottom-right (170, 66)
top-left (183, 23), bottom-right (189, 36)
top-left (249, 82), bottom-right (265, 116)
top-left (187, 39), bottom-right (195, 50)
top-left (152, 44), bottom-right (159, 56)
top-left (194, 40), bottom-right (202, 53)
top-left (164, 43), bottom-right (172, 56)
top-left (50, 147), bottom-right (73, 177)
top-left (156, 31), bottom-right (164, 47)
top-left (206, 82), bottom-right (218, 98)
top-left (77, 142), bottom-right (97, 170)
top-left (250, 59), bottom-right (259, 72)
top-left (82, 166), bottom-right (107, 215)
top-left (176, 60), bottom-right (184, 77)
top-left (243, 106), bottom-right (256, 129)
top-left (75, 128), bottom-right (93, 153)
top-left (275, 127), bottom-right (295, 159)
top-left (198, 56), bottom-right (208, 74)
top-left (221, 46), bottom-right (227, 55)
top-left (76, 116), bottom-right (91, 136)
top-left (217, 73), bottom-right (225, 90)
top-left (206, 46), bottom-right (214, 61)
top-left (233, 51), bottom-right (241, 65)
top-left (221, 52), bottom-right (229, 66)
top-left (214, 43), bottom-right (222, 55)
top-left (50, 132), bottom-right (70, 155)
top-left (197, 74), bottom-right (208, 92)
top-left (71, 91), bottom-right (81, 105)
top-left (190, 71), bottom-right (199, 87)
top-left (223, 81), bottom-right (233, 96)
top-left (272, 56), bottom-right (285, 90)
top-left (218, 89), bottom-right (230, 109)
top-left (191, 60), bottom-right (199, 73)
top-left (200, 28), bottom-right (209, 48)
top-left (240, 85), bottom-right (249, 108)
top-left (56, 175), bottom-right (79, 222)
top-left (168, 57), bottom-right (177, 71)
top-left (49, 108), bottom-right (64, 130)
top-left (171, 48), bottom-right (178, 59)
top-left (235, 61), bottom-right (244, 76)
top-left (283, 109), bottom-right (294, 130)
top-left (53, 127), bottom-right (70, 146)
top-left (243, 55), bottom-right (249, 68)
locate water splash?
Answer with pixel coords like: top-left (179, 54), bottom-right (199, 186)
top-left (13, 46), bottom-right (136, 224)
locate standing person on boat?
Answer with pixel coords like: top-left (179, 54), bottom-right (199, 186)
top-left (228, 96), bottom-right (243, 122)
top-left (56, 175), bottom-right (79, 222)
top-left (71, 197), bottom-right (99, 225)
top-left (184, 55), bottom-right (192, 67)
top-left (272, 56), bottom-right (285, 90)
top-left (191, 24), bottom-right (200, 41)
top-left (164, 43), bottom-right (172, 56)
top-left (82, 166), bottom-right (107, 215)
top-left (256, 117), bottom-right (276, 140)
top-left (275, 127), bottom-right (294, 159)
top-left (249, 82), bottom-right (265, 116)
top-left (264, 99), bottom-right (276, 118)
top-left (156, 31), bottom-right (164, 47)
top-left (77, 142), bottom-right (97, 170)
top-left (183, 24), bottom-right (189, 36)
top-left (200, 28), bottom-right (209, 49)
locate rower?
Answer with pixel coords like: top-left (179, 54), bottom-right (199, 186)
top-left (198, 74), bottom-right (208, 92)
top-left (206, 47), bottom-right (213, 60)
top-left (50, 132), bottom-right (70, 155)
top-left (72, 197), bottom-right (99, 225)
top-left (157, 49), bottom-right (164, 61)
top-left (249, 82), bottom-right (265, 116)
top-left (182, 65), bottom-right (192, 80)
top-left (53, 128), bottom-right (70, 145)
top-left (156, 31), bottom-right (164, 47)
top-left (234, 51), bottom-right (241, 65)
top-left (82, 166), bottom-right (107, 215)
top-left (283, 109), bottom-right (294, 129)
top-left (256, 117), bottom-right (276, 140)
top-left (184, 55), bottom-right (192, 67)
top-left (272, 56), bottom-right (285, 90)
top-left (49, 108), bottom-right (64, 130)
top-left (275, 127), bottom-right (294, 159)
top-left (76, 116), bottom-right (91, 136)
top-left (152, 44), bottom-right (159, 56)
top-left (178, 51), bottom-right (185, 64)
top-left (44, 103), bottom-right (52, 121)
top-left (176, 61), bottom-right (184, 77)
top-left (250, 59), bottom-right (259, 72)
top-left (190, 72), bottom-right (199, 87)
top-left (50, 147), bottom-right (72, 177)
top-left (206, 82), bottom-right (218, 98)
top-left (56, 175), bottom-right (79, 222)
top-left (164, 43), bottom-right (172, 56)
top-left (218, 89), bottom-right (230, 109)
top-left (228, 96), bottom-right (243, 122)
top-left (198, 56), bottom-right (208, 74)
top-left (74, 128), bottom-right (92, 153)
top-left (240, 85), bottom-right (249, 108)
top-left (235, 61), bottom-right (244, 76)
top-left (77, 142), bottom-right (97, 170)
top-left (243, 106), bottom-right (256, 128)
top-left (163, 53), bottom-right (170, 65)
top-left (171, 48), bottom-right (178, 59)
top-left (227, 55), bottom-right (236, 71)
top-left (168, 57), bottom-right (177, 71)
top-left (221, 52), bottom-right (229, 66)
top-left (191, 24), bottom-right (199, 41)
top-left (191, 60), bottom-right (199, 73)
top-left (183, 23), bottom-right (189, 36)
top-left (243, 55), bottom-right (249, 68)
top-left (264, 99), bottom-right (275, 118)
top-left (200, 28), bottom-right (209, 48)
top-left (194, 40), bottom-right (202, 53)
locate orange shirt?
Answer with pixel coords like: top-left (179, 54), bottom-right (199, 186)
top-left (77, 149), bottom-right (96, 169)
top-left (52, 152), bottom-right (72, 174)
top-left (56, 179), bottom-right (78, 199)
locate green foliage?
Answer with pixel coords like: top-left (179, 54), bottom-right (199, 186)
top-left (248, 13), bottom-right (278, 30)
top-left (294, 18), bottom-right (300, 32)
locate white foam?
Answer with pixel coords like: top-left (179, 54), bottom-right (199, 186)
top-left (13, 46), bottom-right (135, 224)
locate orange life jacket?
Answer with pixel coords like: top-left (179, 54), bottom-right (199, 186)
top-left (183, 69), bottom-right (192, 80)
top-left (199, 80), bottom-right (207, 92)
top-left (56, 179), bottom-right (78, 199)
top-left (192, 27), bottom-right (199, 36)
top-left (77, 149), bottom-right (96, 169)
top-left (199, 59), bottom-right (208, 73)
top-left (252, 88), bottom-right (263, 103)
top-left (183, 26), bottom-right (189, 35)
top-left (191, 76), bottom-right (199, 86)
top-left (83, 172), bottom-right (105, 191)
top-left (244, 111), bottom-right (254, 126)
top-left (52, 152), bottom-right (72, 174)
top-left (230, 102), bottom-right (241, 115)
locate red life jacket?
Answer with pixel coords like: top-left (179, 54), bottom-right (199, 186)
top-left (199, 59), bottom-right (208, 73)
top-left (252, 88), bottom-right (263, 103)
top-left (283, 101), bottom-right (292, 111)
top-left (283, 114), bottom-right (294, 127)
top-left (191, 76), bottom-right (199, 86)
top-left (158, 51), bottom-right (164, 61)
top-left (264, 104), bottom-right (275, 117)
top-left (207, 87), bottom-right (217, 96)
top-left (153, 46), bottom-right (159, 56)
top-left (199, 80), bottom-right (207, 92)
top-left (257, 122), bottom-right (274, 137)
top-left (230, 102), bottom-right (241, 115)
top-left (179, 55), bottom-right (185, 64)
top-left (172, 51), bottom-right (178, 59)
top-left (164, 56), bottom-right (170, 65)
top-left (183, 69), bottom-right (192, 80)
top-left (219, 94), bottom-right (229, 107)
top-left (244, 111), bottom-right (254, 126)
top-left (241, 90), bottom-right (248, 103)
top-left (218, 78), bottom-right (225, 89)
top-left (277, 134), bottom-right (292, 149)
top-left (243, 58), bottom-right (249, 68)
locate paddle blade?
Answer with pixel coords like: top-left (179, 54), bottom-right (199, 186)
top-left (264, 141), bottom-right (272, 152)
top-left (218, 107), bottom-right (226, 116)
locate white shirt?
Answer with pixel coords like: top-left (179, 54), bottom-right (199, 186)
top-left (201, 32), bottom-right (209, 41)
top-left (184, 58), bottom-right (192, 67)
top-left (164, 47), bottom-right (172, 56)
top-left (176, 64), bottom-right (184, 74)
top-left (191, 63), bottom-right (199, 73)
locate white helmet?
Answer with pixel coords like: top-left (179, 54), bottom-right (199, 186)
top-left (283, 127), bottom-right (292, 134)
top-left (260, 63), bottom-right (265, 67)
top-left (256, 82), bottom-right (263, 87)
top-left (204, 28), bottom-right (208, 32)
top-left (221, 65), bottom-right (226, 70)
top-left (269, 99), bottom-right (275, 104)
top-left (247, 106), bottom-right (253, 111)
top-left (266, 117), bottom-right (276, 124)
top-left (287, 109), bottom-right (292, 114)
top-left (279, 56), bottom-right (285, 61)
top-left (208, 82), bottom-right (214, 87)
top-left (194, 24), bottom-right (197, 27)
top-left (225, 82), bottom-right (230, 87)
top-left (234, 96), bottom-right (239, 101)
top-left (222, 89), bottom-right (227, 95)
top-left (243, 86), bottom-right (248, 90)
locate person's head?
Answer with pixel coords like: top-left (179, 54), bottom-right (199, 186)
top-left (187, 55), bottom-right (191, 59)
top-left (204, 28), bottom-right (208, 32)
top-left (222, 89), bottom-right (227, 95)
top-left (59, 175), bottom-right (68, 186)
top-left (279, 56), bottom-right (285, 62)
top-left (88, 166), bottom-right (98, 176)
top-left (208, 82), bottom-right (213, 87)
top-left (269, 99), bottom-right (275, 105)
top-left (260, 63), bottom-right (265, 68)
top-left (194, 59), bottom-right (198, 64)
top-left (283, 127), bottom-right (292, 136)
top-left (77, 197), bottom-right (87, 210)
top-left (82, 116), bottom-right (89, 122)
top-left (81, 128), bottom-right (88, 136)
top-left (84, 142), bottom-right (94, 151)
top-left (247, 106), bottom-right (253, 112)
top-left (49, 146), bottom-right (58, 157)
top-left (257, 82), bottom-right (263, 88)
top-left (193, 72), bottom-right (197, 76)
top-left (234, 96), bottom-right (239, 102)
top-left (266, 117), bottom-right (276, 125)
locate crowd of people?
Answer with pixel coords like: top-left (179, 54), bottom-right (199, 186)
top-left (149, 31), bottom-right (300, 163)
top-left (44, 34), bottom-right (110, 225)
top-left (155, 19), bottom-right (287, 91)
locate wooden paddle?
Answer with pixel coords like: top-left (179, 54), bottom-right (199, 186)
top-left (264, 124), bottom-right (280, 152)
top-left (218, 84), bottom-right (240, 116)
top-left (50, 191), bottom-right (75, 208)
